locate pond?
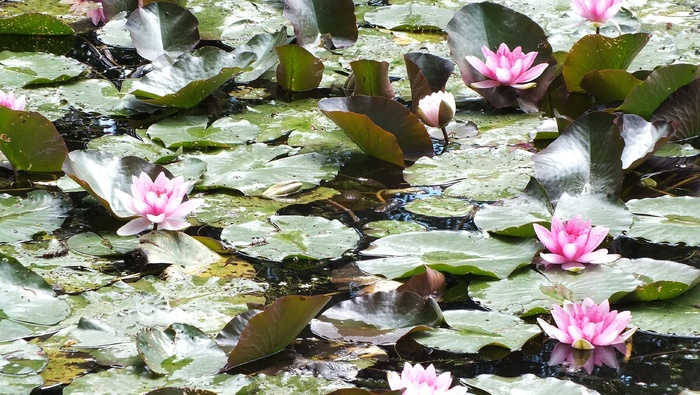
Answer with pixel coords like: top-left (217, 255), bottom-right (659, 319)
top-left (0, 0), bottom-right (699, 394)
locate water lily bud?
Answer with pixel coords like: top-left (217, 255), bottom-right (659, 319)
top-left (262, 180), bottom-right (303, 198)
top-left (0, 90), bottom-right (26, 111)
top-left (416, 91), bottom-right (456, 129)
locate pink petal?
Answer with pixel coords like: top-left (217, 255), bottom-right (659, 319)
top-left (117, 217), bottom-right (152, 236)
top-left (158, 218), bottom-right (191, 231)
top-left (540, 252), bottom-right (568, 264)
top-left (537, 318), bottom-right (573, 344)
top-left (465, 55), bottom-right (493, 79)
top-left (470, 79), bottom-right (502, 89)
top-left (562, 261), bottom-right (586, 272)
top-left (515, 62), bottom-right (549, 84)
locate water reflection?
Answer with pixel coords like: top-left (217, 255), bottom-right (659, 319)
top-left (549, 343), bottom-right (628, 374)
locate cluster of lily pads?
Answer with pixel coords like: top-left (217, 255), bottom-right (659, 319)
top-left (0, 0), bottom-right (699, 394)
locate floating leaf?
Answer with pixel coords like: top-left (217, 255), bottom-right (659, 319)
top-left (615, 258), bottom-right (700, 302)
top-left (310, 291), bottom-right (441, 345)
top-left (221, 215), bottom-right (360, 262)
top-left (358, 231), bottom-right (539, 280)
top-left (147, 116), bottom-right (260, 149)
top-left (128, 48), bottom-right (255, 108)
top-left (404, 52), bottom-right (454, 106)
top-left (464, 374), bottom-right (601, 395)
top-left (126, 2), bottom-right (199, 61)
top-left (580, 69), bottom-right (642, 102)
top-left (67, 232), bottom-right (139, 257)
top-left (318, 96), bottom-right (433, 167)
top-left (404, 146), bottom-right (533, 201)
top-left (364, 5), bottom-right (453, 32)
top-left (0, 13), bottom-right (73, 35)
top-left (553, 193), bottom-right (633, 236)
top-left (234, 27), bottom-right (289, 83)
top-left (532, 112), bottom-right (623, 201)
top-left (139, 231), bottom-right (221, 272)
top-left (225, 294), bottom-right (331, 369)
top-left (0, 51), bottom-right (86, 87)
top-left (282, 0), bottom-right (357, 48)
top-left (562, 33), bottom-right (650, 93)
top-left (411, 310), bottom-right (541, 353)
top-left (652, 77), bottom-right (700, 148)
top-left (102, 0), bottom-right (140, 21)
top-left (275, 44), bottom-right (324, 93)
top-left (349, 59), bottom-right (394, 98)
top-left (396, 266), bottom-right (446, 298)
top-left (445, 2), bottom-right (554, 111)
top-left (0, 191), bottom-right (71, 244)
top-left (0, 107), bottom-right (68, 173)
top-left (0, 253), bottom-right (71, 341)
top-left (185, 144), bottom-right (338, 196)
top-left (469, 266), bottom-right (643, 317)
top-left (361, 220), bottom-right (427, 238)
top-left (625, 196), bottom-right (700, 246)
top-left (215, 310), bottom-right (262, 355)
top-left (627, 285), bottom-right (700, 337)
top-left (404, 196), bottom-right (474, 218)
top-left (617, 63), bottom-right (699, 120)
top-left (136, 323), bottom-right (226, 378)
top-left (618, 114), bottom-right (674, 169)
top-left (0, 339), bottom-right (47, 375)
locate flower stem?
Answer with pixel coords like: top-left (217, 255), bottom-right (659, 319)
top-left (596, 26), bottom-right (600, 34)
top-left (440, 126), bottom-right (450, 145)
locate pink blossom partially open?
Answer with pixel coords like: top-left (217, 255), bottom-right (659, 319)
top-left (571, 0), bottom-right (623, 24)
top-left (387, 362), bottom-right (469, 395)
top-left (537, 298), bottom-right (636, 350)
top-left (533, 215), bottom-right (619, 272)
top-left (465, 43), bottom-right (549, 90)
top-left (116, 172), bottom-right (203, 236)
top-left (416, 91), bottom-right (456, 129)
top-left (549, 342), bottom-right (627, 374)
top-left (60, 0), bottom-right (106, 25)
top-left (0, 90), bottom-right (27, 111)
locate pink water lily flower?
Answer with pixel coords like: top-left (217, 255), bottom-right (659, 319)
top-left (465, 43), bottom-right (549, 90)
top-left (60, 0), bottom-right (106, 25)
top-left (417, 91), bottom-right (456, 129)
top-left (533, 215), bottom-right (619, 272)
top-left (571, 0), bottom-right (623, 24)
top-left (0, 90), bottom-right (27, 111)
top-left (116, 172), bottom-right (203, 236)
top-left (387, 362), bottom-right (469, 395)
top-left (549, 343), bottom-right (627, 374)
top-left (538, 298), bottom-right (636, 350)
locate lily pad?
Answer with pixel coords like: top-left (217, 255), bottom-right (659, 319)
top-left (233, 27), bottom-right (289, 83)
top-left (361, 220), bottom-right (428, 238)
top-left (532, 112), bottom-right (624, 201)
top-left (358, 231), bottom-right (539, 280)
top-left (553, 193), bottom-right (633, 236)
top-left (625, 196), bottom-right (700, 246)
top-left (147, 116), bottom-right (260, 149)
top-left (0, 253), bottom-right (71, 341)
top-left (128, 48), bottom-right (255, 108)
top-left (404, 147), bottom-right (533, 201)
top-left (404, 196), bottom-right (474, 218)
top-left (283, 0), bottom-right (357, 48)
top-left (0, 191), bottom-right (71, 243)
top-left (125, 2), bottom-right (199, 61)
top-left (221, 215), bottom-right (360, 262)
top-left (224, 294), bottom-right (331, 369)
top-left (0, 107), bottom-right (68, 173)
top-left (0, 339), bottom-right (47, 375)
top-left (138, 231), bottom-right (221, 272)
top-left (185, 144), bottom-right (338, 196)
top-left (136, 323), bottom-right (226, 378)
top-left (404, 52), bottom-right (455, 105)
top-left (87, 134), bottom-right (176, 164)
top-left (0, 51), bottom-right (86, 87)
top-left (464, 373), bottom-right (601, 395)
top-left (411, 310), bottom-right (541, 353)
top-left (364, 5), bottom-right (453, 32)
top-left (618, 114), bottom-right (674, 169)
top-left (67, 232), bottom-right (140, 257)
top-left (469, 266), bottom-right (644, 317)
top-left (0, 371), bottom-right (43, 395)
top-left (349, 59), bottom-right (394, 98)
top-left (310, 291), bottom-right (441, 345)
top-left (0, 13), bottom-right (73, 35)
top-left (276, 44), bottom-right (324, 93)
top-left (627, 285), bottom-right (700, 337)
top-left (652, 77), bottom-right (700, 148)
top-left (615, 258), bottom-right (700, 302)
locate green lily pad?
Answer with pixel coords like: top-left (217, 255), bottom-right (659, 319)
top-left (221, 215), bottom-right (360, 262)
top-left (283, 0), bottom-right (357, 48)
top-left (652, 77), bottom-right (700, 148)
top-left (627, 285), bottom-right (700, 337)
top-left (469, 266), bottom-right (644, 317)
top-left (147, 116), bottom-right (260, 149)
top-left (404, 52), bottom-right (455, 105)
top-left (137, 323), bottom-right (226, 378)
top-left (125, 2), bottom-right (200, 61)
top-left (404, 146), bottom-right (533, 201)
top-left (0, 339), bottom-right (47, 375)
top-left (349, 59), bottom-right (394, 98)
top-left (275, 44), bottom-right (324, 93)
top-left (0, 253), bottom-right (71, 341)
top-left (411, 309), bottom-right (541, 353)
top-left (615, 258), bottom-right (700, 302)
top-left (37, 79), bottom-right (133, 119)
top-left (364, 5), bottom-right (453, 32)
top-left (309, 291), bottom-right (441, 345)
top-left (87, 134), bottom-right (176, 164)
top-left (67, 232), bottom-right (139, 257)
top-left (358, 231), bottom-right (539, 280)
top-left (404, 196), bottom-right (474, 218)
top-left (580, 69), bottom-right (642, 102)
top-left (553, 193), bottom-right (633, 236)
top-left (0, 191), bottom-right (71, 243)
top-left (0, 51), bottom-right (86, 87)
top-left (532, 112), bottom-right (624, 201)
top-left (463, 374), bottom-right (601, 395)
top-left (362, 220), bottom-right (428, 238)
top-left (625, 196), bottom-right (700, 246)
top-left (185, 144), bottom-right (338, 196)
top-left (563, 33), bottom-right (650, 92)
top-left (618, 114), bottom-right (674, 169)
top-left (138, 231), bottom-right (221, 272)
top-left (128, 48), bottom-right (255, 108)
top-left (0, 13), bottom-right (73, 35)
top-left (224, 294), bottom-right (331, 369)
top-left (0, 107), bottom-right (68, 173)
top-left (0, 371), bottom-right (43, 395)
top-left (234, 27), bottom-right (289, 83)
